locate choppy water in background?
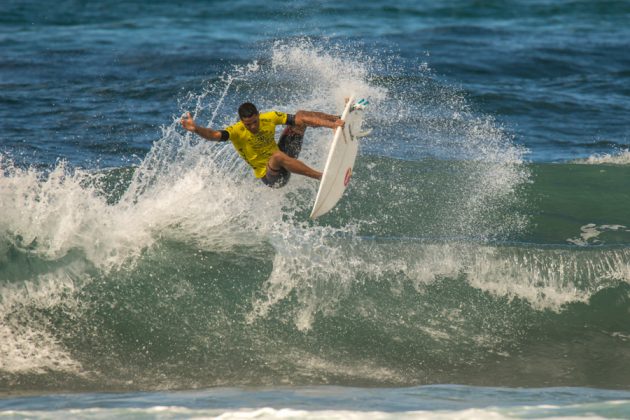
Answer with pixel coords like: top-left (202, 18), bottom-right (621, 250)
top-left (1, 0), bottom-right (630, 418)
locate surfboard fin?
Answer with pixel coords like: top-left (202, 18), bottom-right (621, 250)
top-left (355, 128), bottom-right (373, 138)
top-left (351, 98), bottom-right (369, 111)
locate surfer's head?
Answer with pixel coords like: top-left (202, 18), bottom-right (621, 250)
top-left (238, 102), bottom-right (260, 134)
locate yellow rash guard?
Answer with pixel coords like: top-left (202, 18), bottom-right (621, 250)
top-left (223, 111), bottom-right (289, 178)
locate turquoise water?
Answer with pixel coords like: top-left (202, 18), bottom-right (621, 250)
top-left (2, 0), bottom-right (630, 418)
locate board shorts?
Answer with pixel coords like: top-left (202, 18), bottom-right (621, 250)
top-left (261, 126), bottom-right (304, 188)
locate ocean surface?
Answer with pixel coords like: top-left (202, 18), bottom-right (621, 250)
top-left (2, 0), bottom-right (630, 418)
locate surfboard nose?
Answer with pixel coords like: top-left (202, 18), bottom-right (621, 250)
top-left (310, 96), bottom-right (370, 219)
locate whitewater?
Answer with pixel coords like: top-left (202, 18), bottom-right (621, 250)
top-left (2, 1), bottom-right (630, 418)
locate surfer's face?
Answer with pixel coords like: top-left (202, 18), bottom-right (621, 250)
top-left (241, 114), bottom-right (260, 134)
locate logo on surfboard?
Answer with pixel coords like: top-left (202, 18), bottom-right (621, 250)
top-left (343, 167), bottom-right (352, 186)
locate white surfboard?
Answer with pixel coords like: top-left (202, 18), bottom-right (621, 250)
top-left (310, 97), bottom-right (370, 219)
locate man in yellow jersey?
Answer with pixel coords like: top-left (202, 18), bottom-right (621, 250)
top-left (181, 102), bottom-right (343, 187)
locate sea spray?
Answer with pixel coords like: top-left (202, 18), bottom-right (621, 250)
top-left (6, 40), bottom-right (606, 393)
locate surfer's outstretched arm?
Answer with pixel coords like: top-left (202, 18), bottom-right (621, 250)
top-left (181, 112), bottom-right (225, 141)
top-left (294, 110), bottom-right (344, 130)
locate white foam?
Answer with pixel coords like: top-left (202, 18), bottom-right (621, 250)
top-left (212, 407), bottom-right (511, 419)
top-left (3, 406), bottom-right (612, 420)
top-left (567, 223), bottom-right (630, 246)
top-left (573, 149), bottom-right (630, 165)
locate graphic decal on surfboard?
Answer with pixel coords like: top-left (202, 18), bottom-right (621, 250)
top-left (310, 96), bottom-right (370, 219)
top-left (343, 168), bottom-right (352, 187)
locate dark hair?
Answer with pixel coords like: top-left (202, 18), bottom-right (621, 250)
top-left (238, 102), bottom-right (258, 119)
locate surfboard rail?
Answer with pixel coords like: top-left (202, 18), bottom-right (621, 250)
top-left (310, 96), bottom-right (368, 219)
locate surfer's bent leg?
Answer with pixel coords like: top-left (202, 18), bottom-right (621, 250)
top-left (261, 162), bottom-right (290, 188)
top-left (261, 126), bottom-right (305, 188)
top-left (261, 122), bottom-right (323, 188)
top-left (262, 146), bottom-right (322, 188)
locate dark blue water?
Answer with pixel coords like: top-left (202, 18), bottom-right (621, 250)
top-left (2, 0), bottom-right (630, 418)
top-left (2, 0), bottom-right (629, 167)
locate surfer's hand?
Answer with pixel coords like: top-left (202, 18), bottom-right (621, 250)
top-left (333, 118), bottom-right (345, 129)
top-left (181, 112), bottom-right (197, 132)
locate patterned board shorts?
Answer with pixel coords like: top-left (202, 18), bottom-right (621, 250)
top-left (261, 126), bottom-right (304, 188)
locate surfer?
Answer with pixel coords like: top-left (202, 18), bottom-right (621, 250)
top-left (181, 103), bottom-right (344, 188)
